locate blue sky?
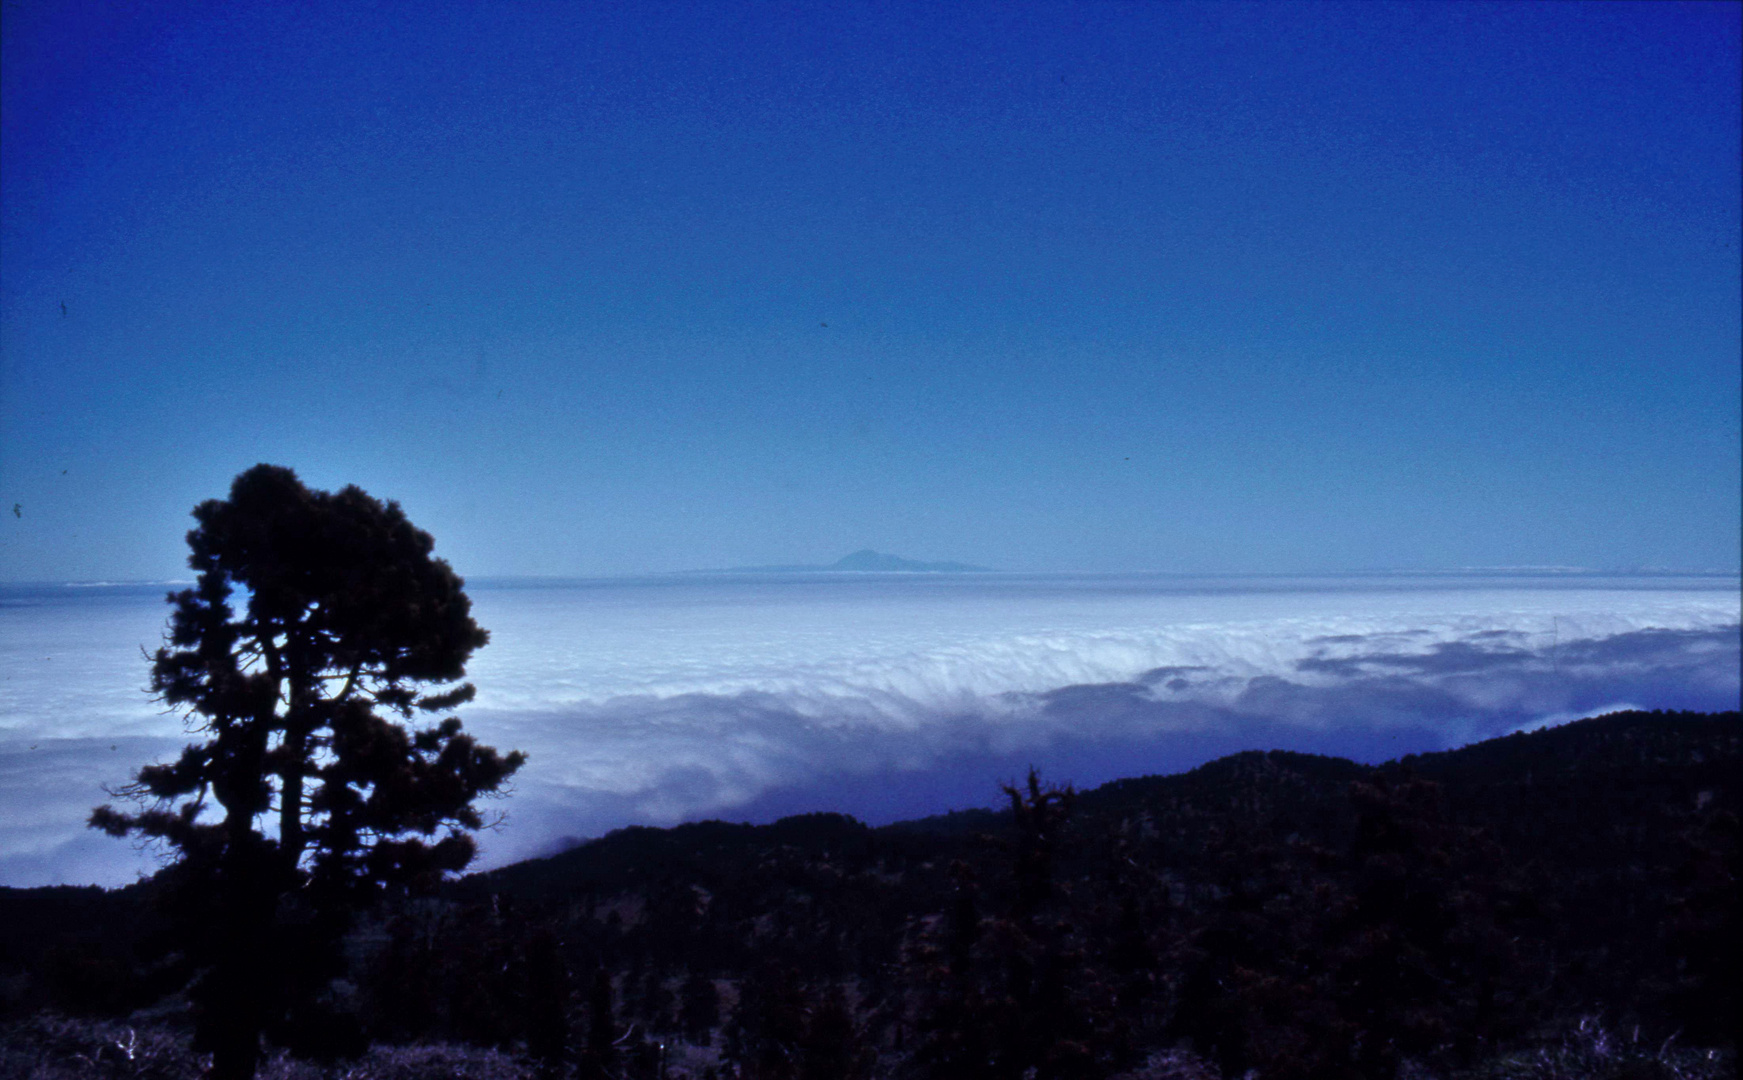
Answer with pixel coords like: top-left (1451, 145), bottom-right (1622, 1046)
top-left (3, 0), bottom-right (1738, 580)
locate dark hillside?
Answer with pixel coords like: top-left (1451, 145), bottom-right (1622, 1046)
top-left (481, 813), bottom-right (881, 899)
top-left (0, 880), bottom-right (175, 1019)
top-left (1408, 711), bottom-right (1741, 1045)
top-left (3, 709), bottom-right (1736, 1079)
top-left (394, 709), bottom-right (1743, 1076)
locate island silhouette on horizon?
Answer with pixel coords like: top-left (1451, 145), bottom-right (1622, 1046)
top-left (683, 548), bottom-right (993, 574)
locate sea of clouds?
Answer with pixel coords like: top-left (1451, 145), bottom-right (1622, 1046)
top-left (2, 573), bottom-right (1737, 887)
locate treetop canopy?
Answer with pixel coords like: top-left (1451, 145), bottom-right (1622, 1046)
top-left (185, 463), bottom-right (487, 691)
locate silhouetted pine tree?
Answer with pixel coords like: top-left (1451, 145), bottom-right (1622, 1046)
top-left (89, 465), bottom-right (523, 1079)
top-left (910, 772), bottom-right (1120, 1080)
top-left (1005, 769), bottom-right (1073, 920)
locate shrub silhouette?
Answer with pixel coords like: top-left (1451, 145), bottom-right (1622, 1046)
top-left (90, 464), bottom-right (524, 1079)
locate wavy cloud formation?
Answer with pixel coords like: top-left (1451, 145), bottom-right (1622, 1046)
top-left (461, 618), bottom-right (1738, 869)
top-left (3, 577), bottom-right (1736, 884)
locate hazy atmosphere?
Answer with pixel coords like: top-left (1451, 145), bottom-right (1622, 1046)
top-left (4, 1), bottom-right (1739, 580)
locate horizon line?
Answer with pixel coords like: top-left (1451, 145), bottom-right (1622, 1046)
top-left (8, 566), bottom-right (1741, 590)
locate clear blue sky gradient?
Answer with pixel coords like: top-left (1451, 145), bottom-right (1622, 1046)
top-left (3, 1), bottom-right (1738, 579)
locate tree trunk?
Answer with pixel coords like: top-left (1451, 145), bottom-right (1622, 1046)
top-left (278, 644), bottom-right (308, 876)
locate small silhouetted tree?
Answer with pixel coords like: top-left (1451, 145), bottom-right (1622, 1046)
top-left (914, 771), bottom-right (1116, 1080)
top-left (90, 464), bottom-right (524, 1079)
top-left (1004, 768), bottom-right (1074, 919)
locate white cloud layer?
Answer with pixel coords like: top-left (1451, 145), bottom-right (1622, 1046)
top-left (2, 575), bottom-right (1737, 885)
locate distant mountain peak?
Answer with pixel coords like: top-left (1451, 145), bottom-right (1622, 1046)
top-left (679, 550), bottom-right (993, 575)
top-left (828, 550), bottom-right (990, 573)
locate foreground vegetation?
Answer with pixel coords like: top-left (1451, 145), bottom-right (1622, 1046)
top-left (3, 709), bottom-right (1737, 1079)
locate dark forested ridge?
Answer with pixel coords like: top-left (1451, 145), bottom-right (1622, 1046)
top-left (4, 709), bottom-right (1738, 1079)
